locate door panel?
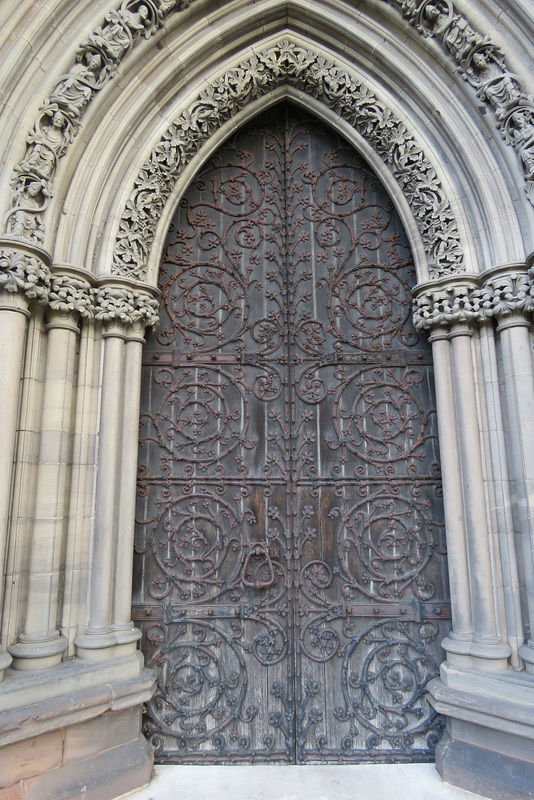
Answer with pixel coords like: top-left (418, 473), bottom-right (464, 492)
top-left (132, 105), bottom-right (450, 764)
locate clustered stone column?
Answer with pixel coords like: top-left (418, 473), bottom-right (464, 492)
top-left (415, 275), bottom-right (514, 671)
top-left (0, 239), bottom-right (51, 680)
top-left (0, 239), bottom-right (159, 679)
top-left (75, 281), bottom-right (158, 661)
top-left (414, 262), bottom-right (534, 798)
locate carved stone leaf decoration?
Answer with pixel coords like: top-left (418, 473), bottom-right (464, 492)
top-left (413, 271), bottom-right (534, 331)
top-left (385, 0), bottom-right (534, 205)
top-left (94, 285), bottom-right (159, 327)
top-left (49, 275), bottom-right (94, 318)
top-left (5, 0), bottom-right (197, 244)
top-left (112, 40), bottom-right (464, 280)
top-left (0, 248), bottom-right (51, 303)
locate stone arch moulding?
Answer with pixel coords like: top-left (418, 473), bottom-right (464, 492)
top-left (109, 39), bottom-right (466, 285)
top-left (5, 0), bottom-right (534, 259)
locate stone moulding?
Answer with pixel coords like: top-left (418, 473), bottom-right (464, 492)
top-left (383, 0), bottom-right (534, 206)
top-left (112, 40), bottom-right (465, 281)
top-left (5, 0), bottom-right (533, 254)
top-left (413, 267), bottom-right (534, 331)
top-left (4, 0), bottom-right (196, 245)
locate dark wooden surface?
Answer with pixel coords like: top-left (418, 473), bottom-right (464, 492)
top-left (132, 104), bottom-right (450, 764)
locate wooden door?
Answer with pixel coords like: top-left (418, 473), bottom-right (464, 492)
top-left (132, 104), bottom-right (451, 764)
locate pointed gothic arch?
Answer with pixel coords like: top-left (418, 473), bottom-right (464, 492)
top-left (0, 2), bottom-right (533, 799)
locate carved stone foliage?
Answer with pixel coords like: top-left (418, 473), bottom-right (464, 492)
top-left (0, 247), bottom-right (51, 304)
top-left (49, 274), bottom-right (95, 318)
top-left (413, 270), bottom-right (534, 331)
top-left (94, 285), bottom-right (159, 327)
top-left (385, 0), bottom-right (534, 205)
top-left (5, 0), bottom-right (196, 244)
top-left (113, 40), bottom-right (464, 280)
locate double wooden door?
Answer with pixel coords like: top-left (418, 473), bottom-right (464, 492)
top-left (132, 105), bottom-right (450, 764)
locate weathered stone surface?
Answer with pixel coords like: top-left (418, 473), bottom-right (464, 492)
top-left (63, 708), bottom-right (140, 766)
top-left (22, 737), bottom-right (152, 800)
top-left (436, 732), bottom-right (534, 800)
top-left (0, 783), bottom-right (24, 800)
top-left (0, 730), bottom-right (63, 788)
top-left (0, 2), bottom-right (534, 799)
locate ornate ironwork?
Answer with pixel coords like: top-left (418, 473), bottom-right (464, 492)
top-left (133, 105), bottom-right (450, 763)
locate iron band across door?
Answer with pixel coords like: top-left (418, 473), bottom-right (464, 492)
top-left (132, 603), bottom-right (452, 622)
top-left (133, 104), bottom-right (450, 764)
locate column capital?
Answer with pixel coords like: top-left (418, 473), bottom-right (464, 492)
top-left (94, 277), bottom-right (159, 332)
top-left (48, 265), bottom-right (95, 320)
top-left (412, 276), bottom-right (480, 332)
top-left (0, 236), bottom-right (51, 304)
top-left (413, 262), bottom-right (534, 333)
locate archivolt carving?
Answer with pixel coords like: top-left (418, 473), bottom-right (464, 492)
top-left (5, 0), bottom-right (195, 244)
top-left (413, 270), bottom-right (534, 331)
top-left (6, 0), bottom-right (532, 254)
top-left (113, 41), bottom-right (464, 280)
top-left (385, 0), bottom-right (534, 205)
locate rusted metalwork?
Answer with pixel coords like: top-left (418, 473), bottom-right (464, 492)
top-left (133, 105), bottom-right (450, 764)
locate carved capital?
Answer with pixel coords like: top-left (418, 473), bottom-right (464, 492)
top-left (94, 283), bottom-right (159, 329)
top-left (414, 267), bottom-right (534, 332)
top-left (413, 282), bottom-right (480, 331)
top-left (0, 240), bottom-right (51, 303)
top-left (49, 273), bottom-right (94, 318)
top-left (479, 271), bottom-right (533, 320)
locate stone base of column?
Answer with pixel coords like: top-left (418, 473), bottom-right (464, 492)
top-left (0, 654), bottom-right (155, 799)
top-left (0, 707), bottom-right (153, 800)
top-left (429, 664), bottom-right (534, 800)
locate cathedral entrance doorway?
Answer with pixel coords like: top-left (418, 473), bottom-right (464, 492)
top-left (132, 104), bottom-right (451, 764)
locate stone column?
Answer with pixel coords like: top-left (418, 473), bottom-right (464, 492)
top-left (427, 324), bottom-right (473, 662)
top-left (75, 281), bottom-right (158, 661)
top-left (418, 269), bottom-right (534, 800)
top-left (414, 280), bottom-right (510, 670)
top-left (0, 240), bottom-right (51, 680)
top-left (483, 266), bottom-right (534, 674)
top-left (112, 321), bottom-right (147, 653)
top-left (476, 319), bottom-right (524, 667)
top-left (9, 270), bottom-right (92, 670)
top-left (448, 319), bottom-right (509, 668)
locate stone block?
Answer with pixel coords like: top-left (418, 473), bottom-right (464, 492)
top-left (0, 784), bottom-right (24, 800)
top-left (63, 708), bottom-right (140, 765)
top-left (22, 736), bottom-right (153, 800)
top-left (0, 730), bottom-right (63, 788)
top-left (436, 731), bottom-right (534, 800)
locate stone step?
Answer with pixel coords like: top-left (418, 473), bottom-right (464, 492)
top-left (121, 764), bottom-right (486, 800)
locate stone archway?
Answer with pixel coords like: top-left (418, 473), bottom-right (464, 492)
top-left (0, 3), bottom-right (533, 799)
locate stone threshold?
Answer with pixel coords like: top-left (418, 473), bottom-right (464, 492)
top-left (120, 764), bottom-right (488, 800)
